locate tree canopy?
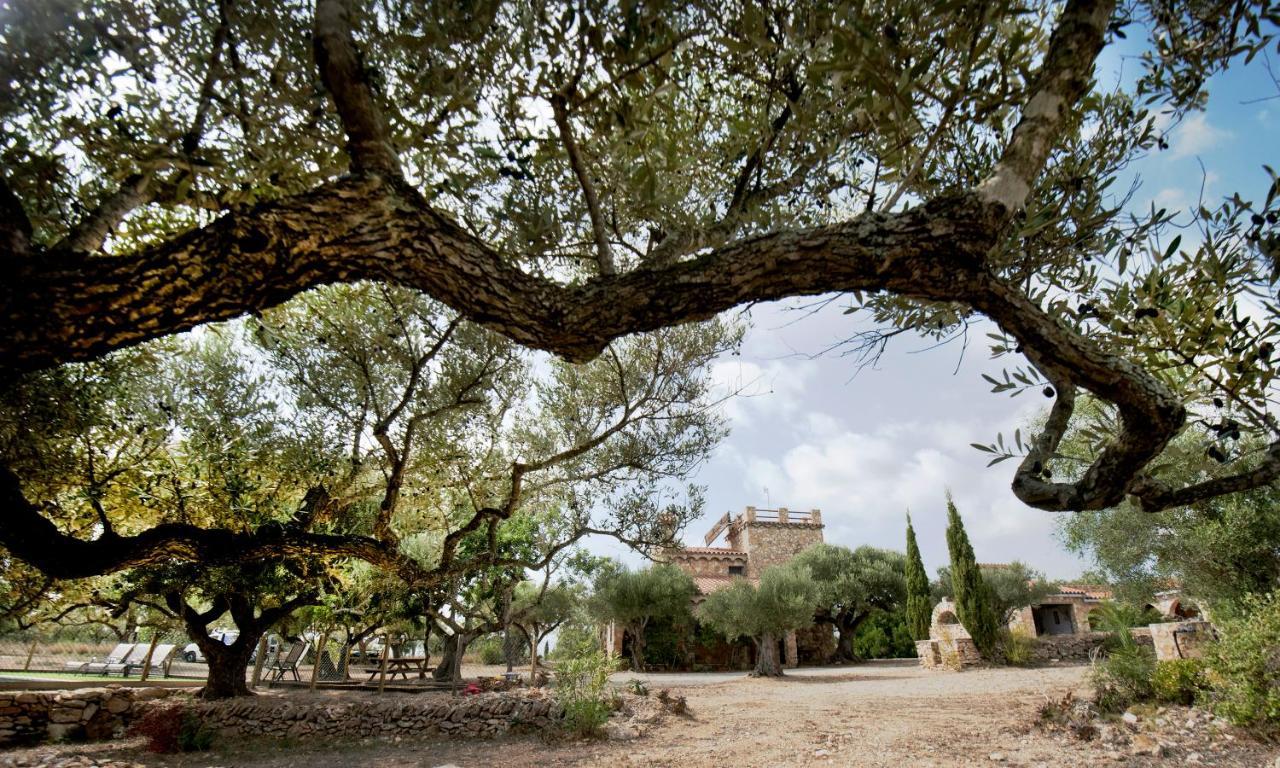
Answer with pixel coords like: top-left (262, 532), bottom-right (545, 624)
top-left (788, 542), bottom-right (905, 661)
top-left (590, 562), bottom-right (696, 670)
top-left (697, 564), bottom-right (818, 676)
top-left (2, 0), bottom-right (1279, 585)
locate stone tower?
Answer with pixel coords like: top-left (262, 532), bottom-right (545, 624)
top-left (717, 506), bottom-right (824, 578)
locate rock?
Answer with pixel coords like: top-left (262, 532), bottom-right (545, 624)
top-left (988, 752), bottom-right (1007, 762)
top-left (1121, 711), bottom-right (1139, 726)
top-left (605, 723), bottom-right (640, 741)
top-left (1185, 752), bottom-right (1203, 764)
top-left (1130, 733), bottom-right (1163, 757)
top-left (814, 749), bottom-right (831, 757)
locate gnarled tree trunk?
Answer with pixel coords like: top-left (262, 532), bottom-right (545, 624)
top-left (432, 632), bottom-right (470, 682)
top-left (752, 631), bottom-right (784, 677)
top-left (199, 635), bottom-right (257, 699)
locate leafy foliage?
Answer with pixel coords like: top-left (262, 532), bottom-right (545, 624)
top-left (1204, 594), bottom-right (1280, 732)
top-left (697, 565), bottom-right (818, 676)
top-left (1090, 601), bottom-right (1157, 713)
top-left (851, 607), bottom-right (916, 659)
top-left (553, 649), bottom-right (616, 738)
top-left (999, 628), bottom-right (1036, 667)
top-left (789, 542), bottom-right (905, 660)
top-left (591, 563), bottom-right (696, 670)
top-left (1151, 659), bottom-right (1208, 706)
top-left (1057, 405), bottom-right (1280, 608)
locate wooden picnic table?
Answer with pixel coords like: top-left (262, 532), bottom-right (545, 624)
top-left (366, 656), bottom-right (434, 681)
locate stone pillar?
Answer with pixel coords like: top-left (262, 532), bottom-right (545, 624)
top-left (784, 630), bottom-right (799, 668)
top-left (745, 506), bottom-right (756, 523)
top-left (778, 507), bottom-right (789, 523)
top-left (811, 509), bottom-right (822, 525)
top-left (915, 640), bottom-right (941, 669)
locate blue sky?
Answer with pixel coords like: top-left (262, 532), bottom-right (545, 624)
top-left (591, 36), bottom-right (1280, 580)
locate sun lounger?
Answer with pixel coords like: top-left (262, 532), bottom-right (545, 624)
top-left (77, 642), bottom-right (137, 675)
top-left (123, 643), bottom-right (177, 678)
top-left (103, 643), bottom-right (152, 676)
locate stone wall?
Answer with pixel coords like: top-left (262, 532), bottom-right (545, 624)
top-left (666, 551), bottom-right (748, 578)
top-left (1030, 630), bottom-right (1153, 663)
top-left (0, 687), bottom-right (563, 748)
top-left (737, 523), bottom-right (824, 578)
top-left (0, 687), bottom-right (180, 746)
top-left (195, 690), bottom-right (563, 740)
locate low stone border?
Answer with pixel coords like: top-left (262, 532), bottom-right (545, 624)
top-left (196, 690), bottom-right (563, 739)
top-left (0, 687), bottom-right (563, 748)
top-left (0, 688), bottom-right (180, 746)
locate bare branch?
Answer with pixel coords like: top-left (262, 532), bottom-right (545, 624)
top-left (551, 93), bottom-right (617, 276)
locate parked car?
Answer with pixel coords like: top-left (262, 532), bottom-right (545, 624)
top-left (182, 630), bottom-right (279, 663)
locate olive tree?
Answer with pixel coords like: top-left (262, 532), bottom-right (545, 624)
top-left (697, 565), bottom-right (818, 677)
top-left (591, 563), bottom-right (696, 671)
top-left (789, 543), bottom-right (906, 662)
top-left (2, 0), bottom-right (1279, 582)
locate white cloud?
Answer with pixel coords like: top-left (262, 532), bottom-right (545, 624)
top-left (1153, 186), bottom-right (1190, 212)
top-left (709, 358), bottom-right (817, 427)
top-left (1169, 113), bottom-right (1231, 159)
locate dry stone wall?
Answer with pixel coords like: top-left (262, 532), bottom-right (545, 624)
top-left (195, 689), bottom-right (562, 739)
top-left (1030, 630), bottom-right (1154, 664)
top-left (0, 687), bottom-right (180, 746)
top-left (0, 687), bottom-right (562, 748)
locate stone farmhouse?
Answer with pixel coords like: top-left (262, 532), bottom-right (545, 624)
top-left (920, 569), bottom-right (1211, 669)
top-left (603, 506), bottom-right (829, 669)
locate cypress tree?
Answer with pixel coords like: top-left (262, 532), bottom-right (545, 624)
top-left (904, 513), bottom-right (932, 641)
top-left (944, 495), bottom-right (1000, 658)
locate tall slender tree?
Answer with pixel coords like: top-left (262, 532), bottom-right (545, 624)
top-left (904, 514), bottom-right (932, 642)
top-left (944, 497), bottom-right (1000, 658)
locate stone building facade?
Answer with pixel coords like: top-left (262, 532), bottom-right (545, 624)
top-left (1007, 582), bottom-right (1113, 637)
top-left (603, 506), bottom-right (827, 669)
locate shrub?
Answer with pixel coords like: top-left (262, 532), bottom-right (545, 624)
top-left (1000, 628), bottom-right (1036, 667)
top-left (130, 704), bottom-right (215, 753)
top-left (1204, 593), bottom-right (1280, 732)
top-left (554, 650), bottom-right (615, 737)
top-left (1091, 642), bottom-right (1156, 712)
top-left (1151, 659), bottom-right (1207, 705)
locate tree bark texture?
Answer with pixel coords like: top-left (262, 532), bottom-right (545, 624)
top-left (753, 632), bottom-right (784, 677)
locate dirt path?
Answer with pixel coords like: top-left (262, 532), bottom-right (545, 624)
top-left (5, 661), bottom-right (1276, 767)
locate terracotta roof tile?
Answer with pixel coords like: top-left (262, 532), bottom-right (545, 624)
top-left (1054, 583), bottom-right (1112, 600)
top-left (672, 546), bottom-right (747, 556)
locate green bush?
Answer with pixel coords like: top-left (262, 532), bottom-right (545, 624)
top-left (999, 628), bottom-right (1036, 667)
top-left (1092, 642), bottom-right (1156, 713)
top-left (1152, 659), bottom-right (1207, 705)
top-left (1204, 594), bottom-right (1280, 732)
top-left (549, 622), bottom-right (600, 659)
top-left (471, 634), bottom-right (529, 666)
top-left (554, 650), bottom-right (615, 737)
